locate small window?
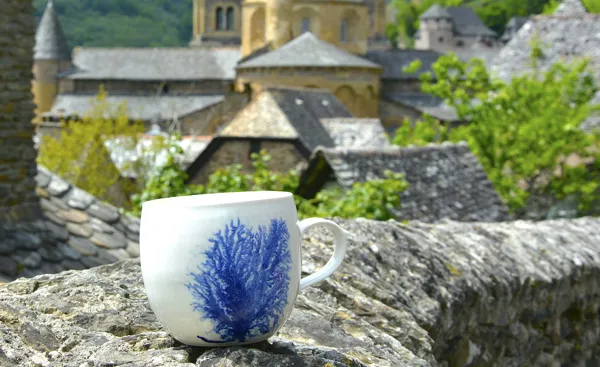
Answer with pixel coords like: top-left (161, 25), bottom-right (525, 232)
top-left (301, 17), bottom-right (310, 33)
top-left (161, 84), bottom-right (170, 94)
top-left (438, 36), bottom-right (444, 43)
top-left (226, 7), bottom-right (234, 31)
top-left (340, 19), bottom-right (348, 42)
top-left (216, 7), bottom-right (224, 30)
top-left (456, 40), bottom-right (464, 47)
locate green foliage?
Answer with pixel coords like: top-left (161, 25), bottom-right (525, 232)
top-left (392, 116), bottom-right (449, 147)
top-left (34, 0), bottom-right (192, 47)
top-left (131, 149), bottom-right (409, 221)
top-left (38, 86), bottom-right (145, 206)
top-left (393, 52), bottom-right (600, 215)
top-left (297, 171), bottom-right (409, 221)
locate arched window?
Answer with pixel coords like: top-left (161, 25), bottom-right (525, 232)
top-left (226, 7), bottom-right (234, 31)
top-left (340, 19), bottom-right (347, 42)
top-left (216, 7), bottom-right (224, 30)
top-left (301, 17), bottom-right (310, 33)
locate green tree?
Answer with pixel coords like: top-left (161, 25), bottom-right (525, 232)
top-left (38, 86), bottom-right (145, 207)
top-left (393, 53), bottom-right (600, 215)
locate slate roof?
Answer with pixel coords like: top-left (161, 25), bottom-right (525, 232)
top-left (44, 94), bottom-right (224, 121)
top-left (443, 6), bottom-right (497, 37)
top-left (65, 47), bottom-right (241, 80)
top-left (220, 87), bottom-right (353, 151)
top-left (384, 93), bottom-right (459, 122)
top-left (364, 49), bottom-right (443, 80)
top-left (236, 32), bottom-right (381, 69)
top-left (296, 144), bottom-right (511, 222)
top-left (420, 4), bottom-right (451, 19)
top-left (34, 0), bottom-right (70, 61)
top-left (320, 118), bottom-right (391, 148)
top-left (0, 167), bottom-right (139, 280)
top-left (554, 0), bottom-right (588, 15)
top-left (490, 9), bottom-right (600, 132)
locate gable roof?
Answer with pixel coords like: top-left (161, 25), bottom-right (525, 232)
top-left (554, 0), bottom-right (588, 15)
top-left (0, 166), bottom-right (140, 280)
top-left (220, 87), bottom-right (352, 151)
top-left (446, 6), bottom-right (497, 37)
top-left (65, 47), bottom-right (241, 80)
top-left (236, 32), bottom-right (381, 69)
top-left (320, 118), bottom-right (391, 148)
top-left (296, 144), bottom-right (511, 222)
top-left (34, 0), bottom-right (70, 61)
top-left (491, 12), bottom-right (600, 132)
top-left (364, 49), bottom-right (443, 80)
top-left (44, 94), bottom-right (224, 121)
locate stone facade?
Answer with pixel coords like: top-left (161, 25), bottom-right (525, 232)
top-left (0, 217), bottom-right (599, 366)
top-left (0, 0), bottom-right (39, 223)
top-left (187, 139), bottom-right (305, 184)
top-left (237, 67), bottom-right (381, 118)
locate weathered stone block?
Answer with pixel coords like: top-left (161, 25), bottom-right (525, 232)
top-left (87, 202), bottom-right (120, 223)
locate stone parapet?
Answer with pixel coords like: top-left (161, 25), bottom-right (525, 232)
top-left (0, 217), bottom-right (598, 366)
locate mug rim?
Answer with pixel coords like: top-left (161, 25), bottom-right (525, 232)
top-left (142, 191), bottom-right (293, 209)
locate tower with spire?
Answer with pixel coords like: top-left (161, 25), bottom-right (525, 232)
top-left (32, 0), bottom-right (72, 116)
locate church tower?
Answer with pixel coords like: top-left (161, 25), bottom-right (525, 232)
top-left (189, 0), bottom-right (242, 47)
top-left (32, 0), bottom-right (71, 116)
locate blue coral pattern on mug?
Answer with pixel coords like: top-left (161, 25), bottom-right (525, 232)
top-left (185, 218), bottom-right (293, 343)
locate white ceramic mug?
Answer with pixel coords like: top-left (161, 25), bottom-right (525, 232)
top-left (140, 191), bottom-right (348, 347)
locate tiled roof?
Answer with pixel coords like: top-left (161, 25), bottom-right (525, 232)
top-left (491, 11), bottom-right (600, 132)
top-left (65, 47), bottom-right (241, 80)
top-left (364, 49), bottom-right (443, 80)
top-left (236, 32), bottom-right (381, 69)
top-left (446, 6), bottom-right (497, 37)
top-left (0, 167), bottom-right (139, 280)
top-left (44, 94), bottom-right (224, 121)
top-left (34, 0), bottom-right (70, 61)
top-left (384, 93), bottom-right (459, 121)
top-left (220, 87), bottom-right (352, 151)
top-left (320, 118), bottom-right (391, 148)
top-left (104, 135), bottom-right (213, 178)
top-left (297, 144), bottom-right (511, 222)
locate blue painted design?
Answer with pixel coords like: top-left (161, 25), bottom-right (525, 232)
top-left (185, 218), bottom-right (292, 343)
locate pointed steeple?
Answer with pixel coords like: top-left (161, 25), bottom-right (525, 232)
top-left (34, 0), bottom-right (71, 61)
top-left (554, 0), bottom-right (588, 15)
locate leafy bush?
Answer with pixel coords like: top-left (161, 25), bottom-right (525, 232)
top-left (131, 148), bottom-right (409, 221)
top-left (393, 53), bottom-right (600, 215)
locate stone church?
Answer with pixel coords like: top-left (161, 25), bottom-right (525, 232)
top-left (32, 0), bottom-right (456, 136)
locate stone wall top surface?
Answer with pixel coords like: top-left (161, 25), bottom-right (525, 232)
top-left (0, 217), bottom-right (599, 366)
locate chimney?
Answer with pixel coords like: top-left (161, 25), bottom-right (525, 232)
top-left (0, 0), bottom-right (41, 223)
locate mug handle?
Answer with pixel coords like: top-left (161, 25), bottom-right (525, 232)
top-left (297, 218), bottom-right (348, 291)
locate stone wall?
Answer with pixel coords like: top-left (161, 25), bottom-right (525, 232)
top-left (0, 217), bottom-right (598, 366)
top-left (0, 0), bottom-right (40, 223)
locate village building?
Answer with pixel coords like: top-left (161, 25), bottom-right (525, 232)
top-left (414, 4), bottom-right (499, 54)
top-left (296, 143), bottom-right (511, 223)
top-left (31, 0), bottom-right (447, 140)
